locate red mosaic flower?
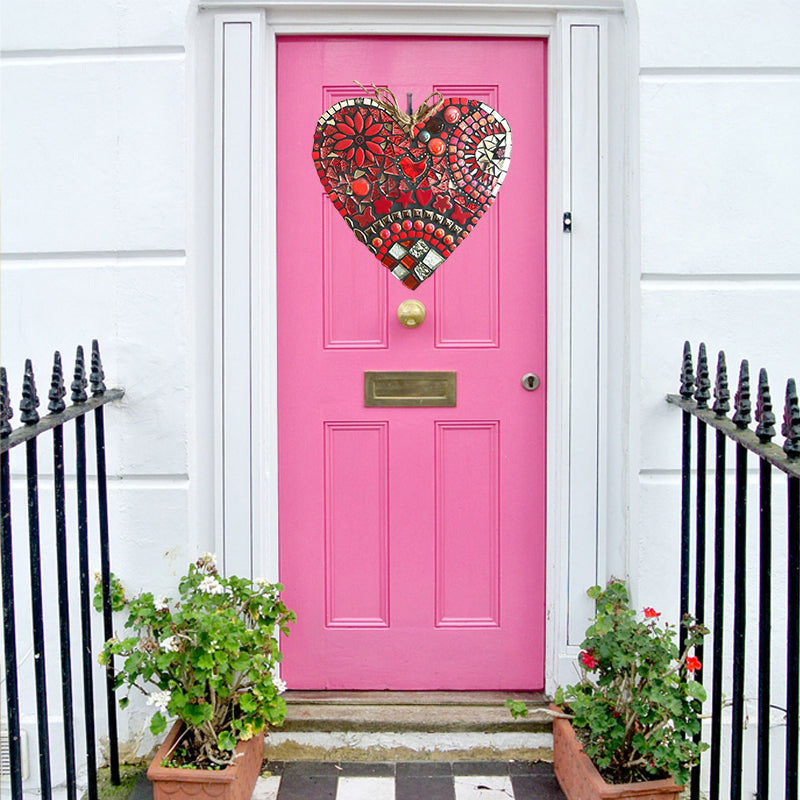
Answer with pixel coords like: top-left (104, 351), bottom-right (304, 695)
top-left (433, 195), bottom-right (452, 213)
top-left (330, 110), bottom-right (386, 167)
top-left (643, 607), bottom-right (661, 619)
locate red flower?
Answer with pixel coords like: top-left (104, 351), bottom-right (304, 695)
top-left (686, 655), bottom-right (702, 673)
top-left (432, 194), bottom-right (452, 213)
top-left (330, 110), bottom-right (386, 167)
top-left (580, 650), bottom-right (598, 670)
top-left (643, 607), bottom-right (661, 619)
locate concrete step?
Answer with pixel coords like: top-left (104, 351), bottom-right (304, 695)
top-left (264, 692), bottom-right (554, 763)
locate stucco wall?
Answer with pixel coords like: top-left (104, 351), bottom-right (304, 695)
top-left (636, 2), bottom-right (800, 793)
top-left (1, 0), bottom-right (195, 572)
top-left (636, 0), bottom-right (800, 616)
top-left (0, 0), bottom-right (196, 781)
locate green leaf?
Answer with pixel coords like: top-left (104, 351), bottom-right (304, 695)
top-left (195, 651), bottom-right (214, 670)
top-left (239, 693), bottom-right (257, 713)
top-left (150, 712), bottom-right (167, 736)
top-left (218, 731), bottom-right (237, 751)
top-left (505, 699), bottom-right (528, 719)
top-left (685, 680), bottom-right (707, 702)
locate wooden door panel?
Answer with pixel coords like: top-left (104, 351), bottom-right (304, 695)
top-left (277, 35), bottom-right (547, 690)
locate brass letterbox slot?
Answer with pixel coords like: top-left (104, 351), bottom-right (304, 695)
top-left (364, 371), bottom-right (456, 407)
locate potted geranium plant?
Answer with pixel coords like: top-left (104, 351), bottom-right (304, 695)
top-left (508, 580), bottom-right (707, 799)
top-left (98, 553), bottom-right (295, 800)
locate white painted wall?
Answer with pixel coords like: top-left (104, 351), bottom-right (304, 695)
top-left (636, 1), bottom-right (800, 795)
top-left (0, 0), bottom-right (199, 792)
top-left (1, 0), bottom-right (798, 793)
top-left (637, 0), bottom-right (800, 593)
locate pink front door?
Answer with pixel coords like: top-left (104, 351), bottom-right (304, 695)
top-left (277, 36), bottom-right (547, 690)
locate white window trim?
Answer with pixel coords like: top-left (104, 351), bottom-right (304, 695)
top-left (191, 0), bottom-right (640, 694)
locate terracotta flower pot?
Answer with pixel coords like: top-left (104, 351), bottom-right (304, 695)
top-left (147, 722), bottom-right (265, 800)
top-left (551, 705), bottom-right (684, 800)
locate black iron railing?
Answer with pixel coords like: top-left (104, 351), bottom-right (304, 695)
top-left (668, 341), bottom-right (800, 800)
top-left (0, 342), bottom-right (123, 800)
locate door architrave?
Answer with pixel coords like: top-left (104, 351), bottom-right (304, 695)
top-left (191, 0), bottom-right (639, 693)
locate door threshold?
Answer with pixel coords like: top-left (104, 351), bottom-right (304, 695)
top-left (284, 690), bottom-right (547, 706)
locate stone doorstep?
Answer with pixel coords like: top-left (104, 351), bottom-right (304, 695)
top-left (280, 691), bottom-right (552, 732)
top-left (263, 691), bottom-right (554, 763)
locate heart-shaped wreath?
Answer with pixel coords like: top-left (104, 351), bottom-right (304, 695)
top-left (312, 86), bottom-right (512, 289)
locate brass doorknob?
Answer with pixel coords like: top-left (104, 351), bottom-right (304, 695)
top-left (397, 299), bottom-right (426, 328)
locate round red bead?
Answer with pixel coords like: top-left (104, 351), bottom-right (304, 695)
top-left (427, 138), bottom-right (445, 156)
top-left (402, 219), bottom-right (413, 230)
top-left (351, 177), bottom-right (370, 196)
top-left (425, 223), bottom-right (435, 234)
top-left (413, 220), bottom-right (424, 230)
top-left (443, 106), bottom-right (461, 124)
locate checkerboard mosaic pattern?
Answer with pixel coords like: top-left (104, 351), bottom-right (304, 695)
top-left (312, 95), bottom-right (512, 289)
top-left (131, 760), bottom-right (565, 800)
top-left (256, 761), bottom-right (565, 800)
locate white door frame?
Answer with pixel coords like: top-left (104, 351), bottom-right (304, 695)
top-left (191, 0), bottom-right (640, 692)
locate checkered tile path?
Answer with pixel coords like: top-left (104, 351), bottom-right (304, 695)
top-left (254, 761), bottom-right (565, 800)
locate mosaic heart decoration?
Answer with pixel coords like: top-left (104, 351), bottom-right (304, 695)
top-left (312, 93), bottom-right (512, 289)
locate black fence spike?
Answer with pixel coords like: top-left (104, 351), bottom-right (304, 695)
top-left (20, 359), bottom-right (40, 425)
top-left (71, 346), bottom-right (88, 404)
top-left (90, 340), bottom-right (106, 396)
top-left (695, 342), bottom-right (711, 409)
top-left (713, 351), bottom-right (730, 417)
top-left (1, 367), bottom-right (13, 437)
top-left (48, 351), bottom-right (67, 414)
top-left (755, 367), bottom-right (776, 443)
top-left (732, 360), bottom-right (751, 430)
top-left (783, 379), bottom-right (800, 459)
top-left (680, 341), bottom-right (695, 398)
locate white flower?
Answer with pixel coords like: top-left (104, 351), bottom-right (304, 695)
top-left (273, 677), bottom-right (287, 695)
top-left (147, 690), bottom-right (172, 714)
top-left (161, 635), bottom-right (180, 652)
top-left (198, 575), bottom-right (224, 595)
top-left (154, 595), bottom-right (170, 612)
top-left (197, 552), bottom-right (217, 571)
top-left (255, 577), bottom-right (271, 589)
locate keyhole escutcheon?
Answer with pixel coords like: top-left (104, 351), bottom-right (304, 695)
top-left (521, 373), bottom-right (540, 391)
